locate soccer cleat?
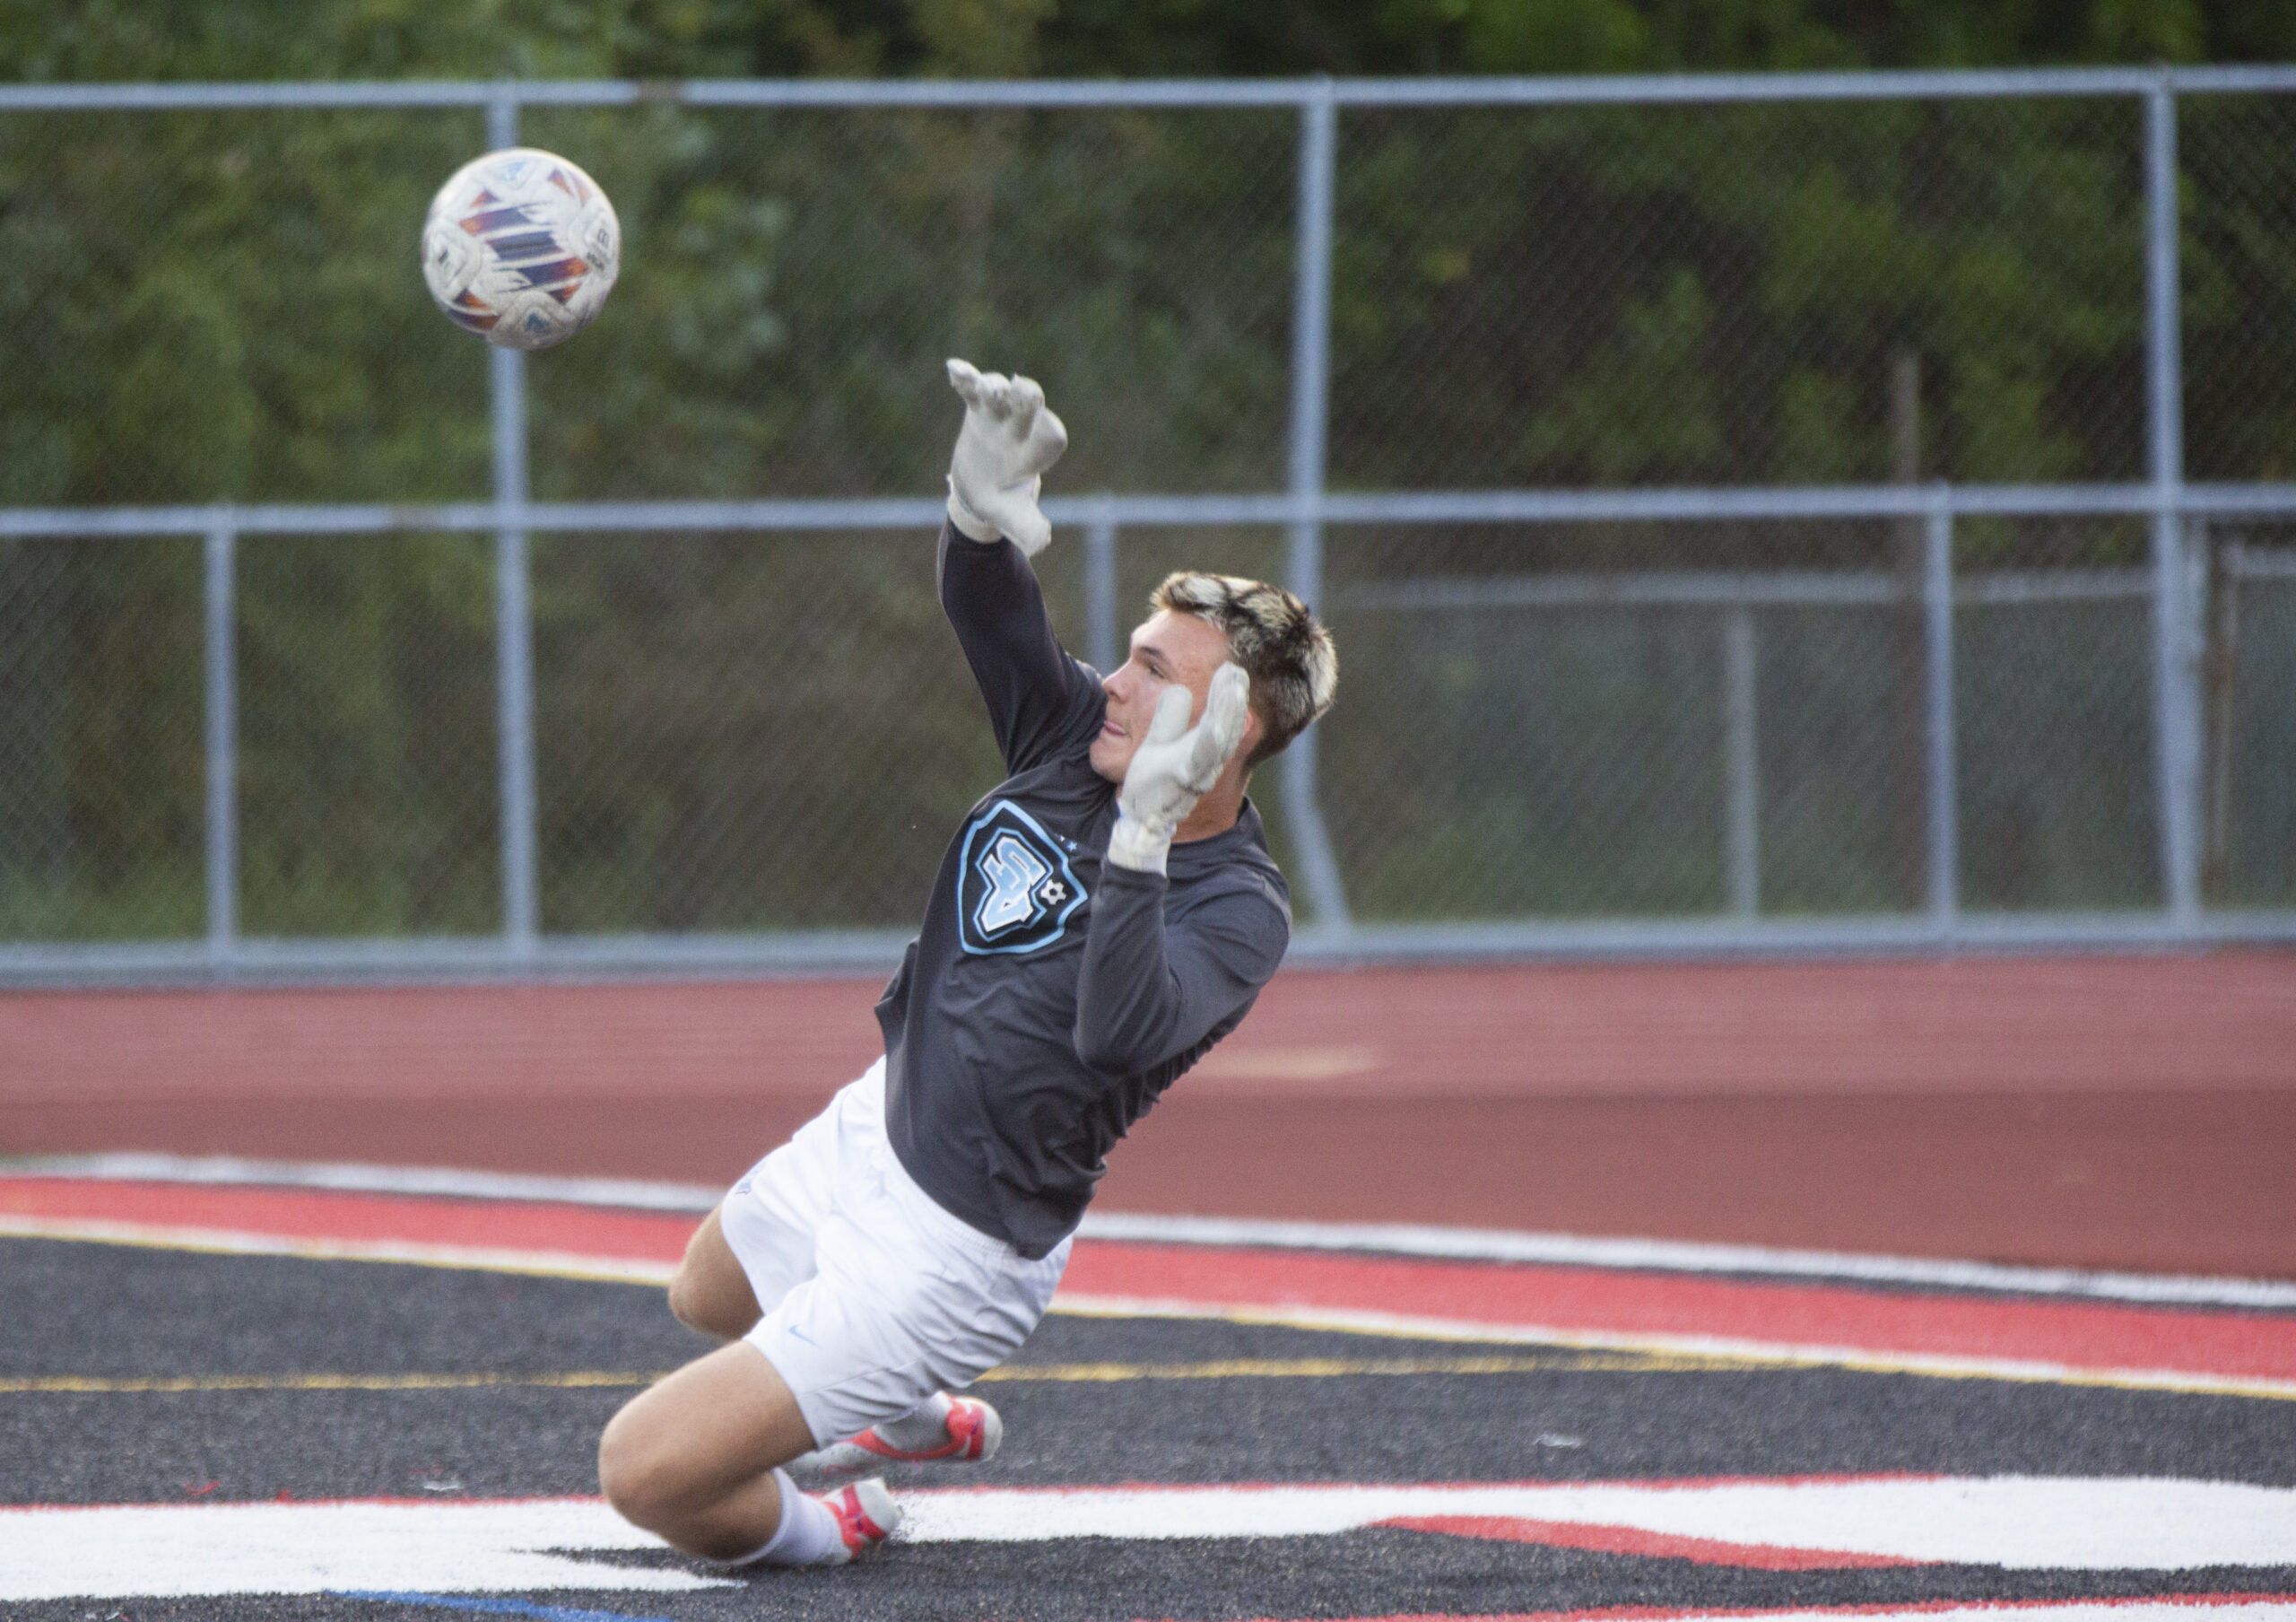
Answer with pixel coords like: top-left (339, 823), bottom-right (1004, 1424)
top-left (812, 1476), bottom-right (900, 1564)
top-left (805, 1394), bottom-right (1004, 1478)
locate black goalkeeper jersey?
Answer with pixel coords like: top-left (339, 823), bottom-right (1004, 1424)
top-left (875, 523), bottom-right (1292, 1259)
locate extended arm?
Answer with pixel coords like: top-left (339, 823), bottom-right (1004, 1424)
top-left (937, 359), bottom-right (1101, 772)
top-left (938, 524), bottom-right (1102, 772)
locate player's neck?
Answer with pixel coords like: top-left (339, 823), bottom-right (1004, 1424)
top-left (1172, 779), bottom-right (1247, 846)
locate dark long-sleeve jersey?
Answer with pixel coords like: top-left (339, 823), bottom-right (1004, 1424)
top-left (875, 522), bottom-right (1292, 1259)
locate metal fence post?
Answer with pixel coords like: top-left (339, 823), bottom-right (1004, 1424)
top-left (1721, 606), bottom-right (1761, 917)
top-left (1084, 500), bottom-right (1119, 675)
top-left (1924, 491), bottom-right (1960, 935)
top-left (1283, 80), bottom-right (1352, 933)
top-left (2147, 76), bottom-right (2202, 929)
top-left (489, 87), bottom-right (541, 960)
top-left (204, 518), bottom-right (237, 964)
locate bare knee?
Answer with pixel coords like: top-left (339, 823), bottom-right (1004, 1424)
top-left (596, 1399), bottom-right (744, 1557)
top-left (597, 1343), bottom-right (815, 1560)
top-left (598, 1399), bottom-right (677, 1530)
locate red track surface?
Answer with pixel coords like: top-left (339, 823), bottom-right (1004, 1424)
top-left (4, 953), bottom-right (2292, 1276)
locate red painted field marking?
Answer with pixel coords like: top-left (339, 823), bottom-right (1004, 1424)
top-left (1375, 1515), bottom-right (1918, 1568)
top-left (1057, 1242), bottom-right (2296, 1385)
top-left (5, 1175), bottom-right (2295, 1394)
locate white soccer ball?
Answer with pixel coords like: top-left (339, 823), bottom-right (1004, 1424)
top-left (421, 147), bottom-right (621, 351)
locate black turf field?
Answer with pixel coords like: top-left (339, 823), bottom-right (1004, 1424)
top-left (6, 1236), bottom-right (2296, 1622)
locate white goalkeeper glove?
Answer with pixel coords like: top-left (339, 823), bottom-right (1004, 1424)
top-left (945, 358), bottom-right (1067, 556)
top-left (1107, 663), bottom-right (1251, 876)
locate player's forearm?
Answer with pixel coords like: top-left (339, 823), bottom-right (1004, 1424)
top-left (1072, 867), bottom-right (1189, 1074)
top-left (938, 519), bottom-right (1075, 710)
top-left (1074, 862), bottom-right (1285, 1078)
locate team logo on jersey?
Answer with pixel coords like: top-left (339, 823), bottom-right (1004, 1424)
top-left (958, 799), bottom-right (1087, 955)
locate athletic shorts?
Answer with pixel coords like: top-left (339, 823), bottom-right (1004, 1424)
top-left (718, 1058), bottom-right (1071, 1448)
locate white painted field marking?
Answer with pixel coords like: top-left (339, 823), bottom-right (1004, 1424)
top-left (8, 1477), bottom-right (2296, 1601)
top-left (0, 1497), bottom-right (725, 1601)
top-left (894, 1477), bottom-right (2296, 1569)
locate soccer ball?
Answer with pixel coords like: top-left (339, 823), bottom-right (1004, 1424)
top-left (421, 147), bottom-right (620, 350)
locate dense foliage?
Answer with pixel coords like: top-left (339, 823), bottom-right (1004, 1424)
top-left (9, 0), bottom-right (2294, 81)
top-left (3, 2), bottom-right (2292, 937)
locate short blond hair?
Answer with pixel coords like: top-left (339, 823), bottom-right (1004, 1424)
top-left (1149, 572), bottom-right (1337, 769)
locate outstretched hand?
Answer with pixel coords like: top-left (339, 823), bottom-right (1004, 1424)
top-left (1108, 663), bottom-right (1251, 875)
top-left (946, 358), bottom-right (1068, 556)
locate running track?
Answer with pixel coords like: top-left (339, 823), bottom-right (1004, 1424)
top-left (4, 952), bottom-right (2293, 1276)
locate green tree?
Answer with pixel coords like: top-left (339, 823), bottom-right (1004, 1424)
top-left (3, 0), bottom-right (2293, 937)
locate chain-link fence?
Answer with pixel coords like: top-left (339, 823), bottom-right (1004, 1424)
top-left (2, 71), bottom-right (2292, 979)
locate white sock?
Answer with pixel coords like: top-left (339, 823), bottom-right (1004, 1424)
top-left (724, 1468), bottom-right (841, 1567)
top-left (870, 1391), bottom-right (953, 1451)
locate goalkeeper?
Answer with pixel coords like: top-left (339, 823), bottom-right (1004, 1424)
top-left (596, 360), bottom-right (1337, 1570)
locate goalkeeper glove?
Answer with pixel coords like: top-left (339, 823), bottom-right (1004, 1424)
top-left (1107, 664), bottom-right (1251, 876)
top-left (945, 358), bottom-right (1067, 556)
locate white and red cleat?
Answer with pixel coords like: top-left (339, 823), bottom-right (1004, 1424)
top-left (811, 1476), bottom-right (900, 1564)
top-left (806, 1394), bottom-right (1003, 1478)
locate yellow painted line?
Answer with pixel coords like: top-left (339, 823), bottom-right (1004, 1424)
top-left (0, 1354), bottom-right (1673, 1397)
top-left (980, 1352), bottom-right (1675, 1382)
top-left (7, 1343), bottom-right (2291, 1401)
top-left (10, 1221), bottom-right (2292, 1404)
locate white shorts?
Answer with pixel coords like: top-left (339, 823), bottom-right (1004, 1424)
top-left (718, 1058), bottom-right (1071, 1448)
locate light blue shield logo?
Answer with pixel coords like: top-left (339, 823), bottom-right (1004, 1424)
top-left (956, 799), bottom-right (1088, 955)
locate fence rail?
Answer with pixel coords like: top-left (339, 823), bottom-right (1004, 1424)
top-left (4, 69), bottom-right (2295, 981)
top-left (8, 64), bottom-right (2296, 111)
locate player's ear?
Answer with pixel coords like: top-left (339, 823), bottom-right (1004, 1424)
top-left (1231, 705), bottom-right (1264, 773)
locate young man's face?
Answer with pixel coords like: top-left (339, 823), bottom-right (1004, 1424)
top-left (1090, 609), bottom-right (1255, 785)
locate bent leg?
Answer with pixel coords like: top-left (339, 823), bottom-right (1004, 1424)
top-left (597, 1340), bottom-right (816, 1559)
top-left (678, 1070), bottom-right (884, 1343)
top-left (666, 1207), bottom-right (763, 1340)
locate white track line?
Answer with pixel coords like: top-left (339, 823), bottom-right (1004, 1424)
top-left (1076, 1212), bottom-right (2296, 1310)
top-left (11, 1152), bottom-right (2295, 1309)
top-left (0, 1216), bottom-right (676, 1286)
top-left (1048, 1293), bottom-right (2296, 1402)
top-left (9, 1478), bottom-right (2296, 1600)
top-left (4, 1153), bottom-right (722, 1212)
